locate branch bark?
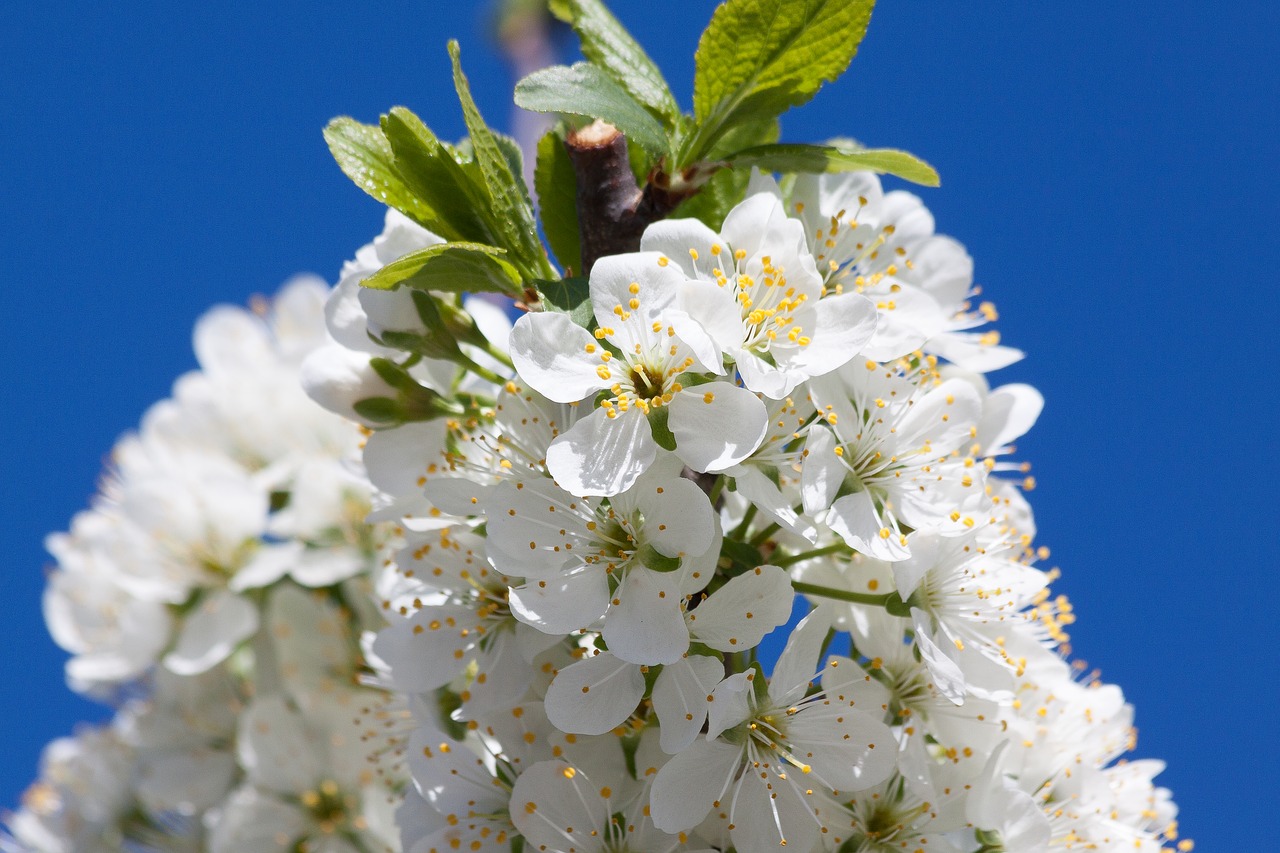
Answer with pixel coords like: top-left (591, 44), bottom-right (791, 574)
top-left (565, 120), bottom-right (690, 275)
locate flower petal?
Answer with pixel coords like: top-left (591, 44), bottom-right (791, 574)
top-left (687, 565), bottom-right (793, 653)
top-left (650, 738), bottom-right (743, 833)
top-left (602, 567), bottom-right (689, 665)
top-left (546, 406), bottom-right (657, 497)
top-left (510, 312), bottom-right (608, 403)
top-left (544, 651), bottom-right (645, 735)
top-left (652, 654), bottom-right (725, 754)
top-left (669, 384), bottom-right (767, 473)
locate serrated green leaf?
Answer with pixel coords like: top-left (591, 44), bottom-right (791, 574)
top-left (687, 0), bottom-right (875, 163)
top-left (323, 117), bottom-right (436, 226)
top-left (380, 107), bottom-right (497, 244)
top-left (727, 143), bottom-right (940, 186)
top-left (449, 41), bottom-right (547, 277)
top-left (361, 242), bottom-right (522, 296)
top-left (549, 0), bottom-right (680, 125)
top-left (534, 129), bottom-right (582, 274)
top-left (535, 276), bottom-right (594, 329)
top-left (515, 63), bottom-right (670, 155)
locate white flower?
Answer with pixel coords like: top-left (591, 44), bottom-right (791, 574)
top-left (649, 608), bottom-right (896, 851)
top-left (641, 191), bottom-right (879, 399)
top-left (485, 465), bottom-right (719, 665)
top-left (804, 361), bottom-right (988, 560)
top-left (763, 169), bottom-right (1024, 371)
top-left (510, 251), bottom-right (768, 496)
top-left (372, 528), bottom-right (560, 718)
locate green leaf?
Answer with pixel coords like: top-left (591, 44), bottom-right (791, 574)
top-left (449, 41), bottom-right (547, 277)
top-left (380, 107), bottom-right (497, 244)
top-left (535, 276), bottom-right (594, 329)
top-left (515, 63), bottom-right (670, 155)
top-left (548, 0), bottom-right (680, 125)
top-left (727, 143), bottom-right (940, 186)
top-left (351, 397), bottom-right (401, 424)
top-left (534, 129), bottom-right (582, 274)
top-left (687, 0), bottom-right (875, 163)
top-left (323, 117), bottom-right (436, 226)
top-left (361, 242), bottom-right (521, 296)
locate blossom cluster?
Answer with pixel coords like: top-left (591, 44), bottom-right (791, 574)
top-left (295, 174), bottom-right (1185, 853)
top-left (10, 278), bottom-right (400, 853)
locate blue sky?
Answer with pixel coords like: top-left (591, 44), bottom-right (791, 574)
top-left (2, 1), bottom-right (1276, 846)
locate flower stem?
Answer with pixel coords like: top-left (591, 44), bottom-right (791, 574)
top-left (774, 543), bottom-right (847, 568)
top-left (748, 522), bottom-right (780, 548)
top-left (791, 581), bottom-right (893, 608)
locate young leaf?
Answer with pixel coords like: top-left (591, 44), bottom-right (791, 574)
top-left (549, 0), bottom-right (680, 125)
top-left (448, 41), bottom-right (547, 278)
top-left (323, 117), bottom-right (436, 226)
top-left (361, 242), bottom-right (522, 296)
top-left (534, 276), bottom-right (594, 330)
top-left (380, 107), bottom-right (497, 244)
top-left (515, 63), bottom-right (670, 155)
top-left (686, 0), bottom-right (875, 163)
top-left (534, 129), bottom-right (582, 274)
top-left (727, 143), bottom-right (940, 186)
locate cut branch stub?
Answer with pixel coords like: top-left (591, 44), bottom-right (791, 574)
top-left (565, 119), bottom-right (693, 275)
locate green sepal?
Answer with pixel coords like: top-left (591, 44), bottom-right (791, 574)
top-left (360, 242), bottom-right (522, 297)
top-left (535, 276), bottom-right (595, 330)
top-left (515, 62), bottom-right (670, 155)
top-left (534, 128), bottom-right (583, 274)
top-left (351, 397), bottom-right (402, 424)
top-left (685, 0), bottom-right (875, 164)
top-left (449, 41), bottom-right (548, 278)
top-left (884, 592), bottom-right (914, 619)
top-left (684, 643), bottom-right (724, 661)
top-left (647, 405), bottom-right (677, 452)
top-left (727, 143), bottom-right (940, 187)
top-left (323, 117), bottom-right (436, 227)
top-left (548, 0), bottom-right (681, 126)
top-left (433, 686), bottom-right (469, 741)
top-left (510, 837), bottom-right (525, 853)
top-left (637, 542), bottom-right (681, 573)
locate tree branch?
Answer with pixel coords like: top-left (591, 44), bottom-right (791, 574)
top-left (566, 120), bottom-right (691, 275)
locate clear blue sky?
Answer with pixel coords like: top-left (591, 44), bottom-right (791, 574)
top-left (2, 2), bottom-right (1275, 847)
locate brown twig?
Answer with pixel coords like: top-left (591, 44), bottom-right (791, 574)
top-left (565, 120), bottom-right (692, 275)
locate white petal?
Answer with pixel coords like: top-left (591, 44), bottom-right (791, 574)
top-left (509, 760), bottom-right (610, 853)
top-left (785, 292), bottom-right (878, 376)
top-left (976, 383), bottom-right (1044, 455)
top-left (208, 787), bottom-right (309, 853)
top-left (652, 655), bottom-right (725, 754)
top-left (650, 738), bottom-right (743, 833)
top-left (669, 384), bottom-right (767, 472)
top-left (630, 474), bottom-right (715, 559)
top-left (674, 280), bottom-right (744, 352)
top-left (769, 606), bottom-right (831, 705)
top-left (727, 765), bottom-right (820, 853)
top-left (590, 251), bottom-right (684, 341)
top-left (371, 604), bottom-right (477, 692)
top-left (227, 541), bottom-right (302, 592)
top-left (729, 465), bottom-right (818, 542)
top-left (461, 630), bottom-right (534, 716)
top-left (639, 217), bottom-right (723, 279)
top-left (546, 406), bottom-right (658, 497)
top-left (237, 696), bottom-right (323, 794)
top-left (788, 703), bottom-right (897, 791)
top-left (911, 608), bottom-right (967, 705)
top-left (509, 312), bottom-right (607, 403)
top-left (483, 478), bottom-right (585, 579)
top-left (687, 565), bottom-right (793, 653)
top-left (799, 426), bottom-right (842, 516)
top-left (163, 590), bottom-right (258, 676)
top-left (603, 567), bottom-right (689, 665)
top-left (705, 671), bottom-right (754, 739)
top-left (827, 490), bottom-right (911, 561)
top-left (508, 569), bottom-right (609, 635)
top-left (544, 652), bottom-right (645, 735)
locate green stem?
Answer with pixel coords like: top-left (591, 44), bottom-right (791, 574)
top-left (748, 522), bottom-right (780, 548)
top-left (728, 504), bottom-right (758, 540)
top-left (460, 354), bottom-right (506, 386)
top-left (791, 581), bottom-right (892, 608)
top-left (708, 474), bottom-right (725, 506)
top-left (481, 338), bottom-right (515, 370)
top-left (774, 543), bottom-right (847, 568)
